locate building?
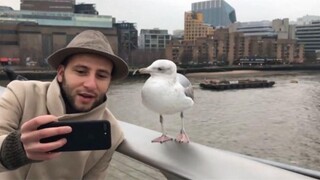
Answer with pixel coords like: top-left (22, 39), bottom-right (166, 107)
top-left (166, 18), bottom-right (304, 65)
top-left (172, 30), bottom-right (184, 40)
top-left (296, 15), bottom-right (320, 25)
top-left (21, 0), bottom-right (75, 13)
top-left (184, 11), bottom-right (214, 41)
top-left (230, 19), bottom-right (296, 39)
top-left (0, 6), bottom-right (13, 11)
top-left (114, 22), bottom-right (138, 66)
top-left (228, 19), bottom-right (303, 64)
top-left (191, 0), bottom-right (236, 27)
top-left (74, 3), bottom-right (98, 15)
top-left (0, 8), bottom-right (118, 67)
top-left (0, 9), bottom-right (113, 28)
top-left (229, 33), bottom-right (303, 65)
top-left (166, 28), bottom-right (228, 65)
top-left (132, 28), bottom-right (171, 66)
top-left (316, 50), bottom-right (320, 61)
top-left (296, 21), bottom-right (320, 61)
top-left (139, 28), bottom-right (171, 49)
top-left (231, 21), bottom-right (277, 37)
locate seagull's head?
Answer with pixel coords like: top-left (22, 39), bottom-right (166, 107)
top-left (139, 59), bottom-right (177, 77)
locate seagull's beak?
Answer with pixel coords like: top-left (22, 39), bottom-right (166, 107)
top-left (132, 69), bottom-right (139, 75)
top-left (138, 67), bottom-right (151, 74)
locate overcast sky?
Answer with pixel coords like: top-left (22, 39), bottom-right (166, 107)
top-left (1, 0), bottom-right (319, 33)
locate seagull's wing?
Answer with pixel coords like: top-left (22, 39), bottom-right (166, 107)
top-left (177, 73), bottom-right (194, 100)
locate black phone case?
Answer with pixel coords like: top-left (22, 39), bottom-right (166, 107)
top-left (38, 120), bottom-right (111, 152)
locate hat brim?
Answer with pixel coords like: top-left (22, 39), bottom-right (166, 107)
top-left (47, 47), bottom-right (129, 81)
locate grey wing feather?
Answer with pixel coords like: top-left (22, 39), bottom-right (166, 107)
top-left (177, 73), bottom-right (194, 100)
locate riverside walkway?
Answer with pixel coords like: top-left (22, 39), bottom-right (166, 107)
top-left (106, 153), bottom-right (166, 180)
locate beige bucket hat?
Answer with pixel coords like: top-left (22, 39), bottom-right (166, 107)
top-left (47, 30), bottom-right (128, 81)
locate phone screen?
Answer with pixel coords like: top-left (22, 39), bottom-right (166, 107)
top-left (37, 120), bottom-right (111, 152)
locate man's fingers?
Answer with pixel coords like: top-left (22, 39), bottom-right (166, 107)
top-left (20, 115), bottom-right (73, 161)
top-left (21, 115), bottom-right (58, 132)
top-left (24, 138), bottom-right (68, 156)
top-left (21, 126), bottom-right (72, 143)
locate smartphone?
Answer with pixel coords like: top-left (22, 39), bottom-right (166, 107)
top-left (37, 120), bottom-right (111, 152)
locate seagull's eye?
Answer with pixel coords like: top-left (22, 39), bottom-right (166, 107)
top-left (157, 67), bottom-right (163, 71)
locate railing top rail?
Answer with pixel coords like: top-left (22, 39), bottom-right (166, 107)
top-left (117, 121), bottom-right (316, 180)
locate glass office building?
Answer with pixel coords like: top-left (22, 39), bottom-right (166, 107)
top-left (296, 21), bottom-right (320, 53)
top-left (0, 9), bottom-right (113, 28)
top-left (192, 0), bottom-right (236, 27)
top-left (21, 0), bottom-right (75, 13)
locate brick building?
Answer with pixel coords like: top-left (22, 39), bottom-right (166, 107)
top-left (166, 17), bottom-right (304, 66)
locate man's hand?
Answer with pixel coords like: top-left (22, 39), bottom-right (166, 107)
top-left (20, 115), bottom-right (72, 161)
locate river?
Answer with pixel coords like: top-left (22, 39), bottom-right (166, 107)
top-left (0, 70), bottom-right (320, 172)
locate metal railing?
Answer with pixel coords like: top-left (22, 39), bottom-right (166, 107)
top-left (117, 121), bottom-right (319, 180)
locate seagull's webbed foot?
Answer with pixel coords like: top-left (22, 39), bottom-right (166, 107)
top-left (151, 134), bottom-right (173, 143)
top-left (175, 129), bottom-right (190, 143)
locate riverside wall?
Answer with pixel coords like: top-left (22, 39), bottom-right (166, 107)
top-left (1, 64), bottom-right (320, 80)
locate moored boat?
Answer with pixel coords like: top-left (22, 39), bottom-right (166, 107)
top-left (200, 79), bottom-right (275, 91)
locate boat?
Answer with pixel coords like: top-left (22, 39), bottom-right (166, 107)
top-left (200, 79), bottom-right (275, 91)
top-left (1, 73), bottom-right (320, 179)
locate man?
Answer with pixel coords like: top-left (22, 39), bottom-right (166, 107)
top-left (0, 30), bottom-right (128, 179)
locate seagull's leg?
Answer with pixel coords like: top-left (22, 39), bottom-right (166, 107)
top-left (175, 112), bottom-right (190, 143)
top-left (152, 114), bottom-right (173, 143)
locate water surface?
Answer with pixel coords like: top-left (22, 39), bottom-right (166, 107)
top-left (107, 70), bottom-right (320, 171)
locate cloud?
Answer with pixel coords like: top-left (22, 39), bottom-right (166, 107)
top-left (1, 0), bottom-right (320, 34)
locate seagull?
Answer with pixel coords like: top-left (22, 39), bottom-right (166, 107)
top-left (138, 59), bottom-right (194, 143)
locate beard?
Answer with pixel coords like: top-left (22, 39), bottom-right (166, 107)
top-left (60, 74), bottom-right (106, 113)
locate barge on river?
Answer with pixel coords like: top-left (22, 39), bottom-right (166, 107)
top-left (200, 79), bottom-right (275, 91)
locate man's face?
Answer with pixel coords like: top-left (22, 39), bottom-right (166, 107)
top-left (57, 54), bottom-right (113, 112)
